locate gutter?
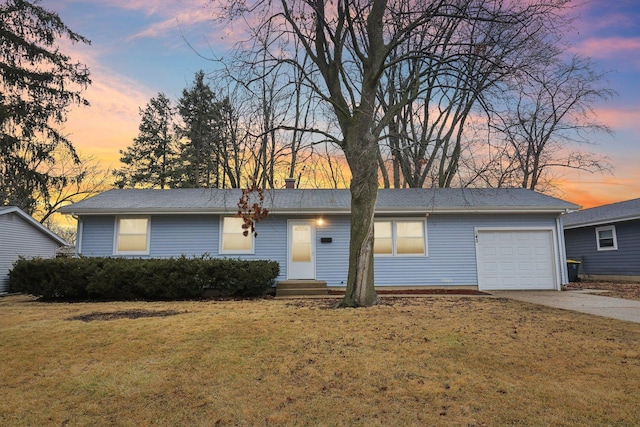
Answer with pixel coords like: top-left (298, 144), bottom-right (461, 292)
top-left (60, 206), bottom-right (575, 216)
top-left (71, 213), bottom-right (83, 257)
top-left (556, 215), bottom-right (569, 286)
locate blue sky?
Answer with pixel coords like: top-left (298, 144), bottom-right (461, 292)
top-left (49, 0), bottom-right (640, 207)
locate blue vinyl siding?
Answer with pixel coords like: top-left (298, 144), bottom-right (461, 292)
top-left (1, 212), bottom-right (60, 292)
top-left (374, 215), bottom-right (477, 286)
top-left (78, 212), bottom-right (560, 287)
top-left (565, 219), bottom-right (640, 276)
top-left (150, 216), bottom-right (218, 257)
top-left (315, 216), bottom-right (350, 287)
top-left (253, 216), bottom-right (288, 277)
top-left (79, 214), bottom-right (290, 279)
top-left (80, 216), bottom-right (115, 256)
top-left (374, 213), bottom-right (558, 286)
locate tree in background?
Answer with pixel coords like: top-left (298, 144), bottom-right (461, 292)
top-left (0, 0), bottom-right (91, 215)
top-left (114, 93), bottom-right (177, 189)
top-left (37, 152), bottom-right (110, 223)
top-left (209, 26), bottom-right (321, 190)
top-left (376, 9), bottom-right (557, 189)
top-left (175, 70), bottom-right (224, 188)
top-left (481, 55), bottom-right (614, 191)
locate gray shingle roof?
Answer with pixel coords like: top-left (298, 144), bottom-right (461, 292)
top-left (563, 198), bottom-right (640, 228)
top-left (59, 188), bottom-right (577, 215)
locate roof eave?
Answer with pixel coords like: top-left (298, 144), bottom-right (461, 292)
top-left (62, 206), bottom-right (572, 216)
top-left (563, 214), bottom-right (640, 229)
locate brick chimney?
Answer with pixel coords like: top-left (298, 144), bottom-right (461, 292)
top-left (284, 178), bottom-right (296, 189)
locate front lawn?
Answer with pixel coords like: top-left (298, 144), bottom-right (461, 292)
top-left (1, 294), bottom-right (639, 426)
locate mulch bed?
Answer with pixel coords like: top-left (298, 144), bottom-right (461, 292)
top-left (327, 289), bottom-right (488, 296)
top-left (67, 309), bottom-right (184, 322)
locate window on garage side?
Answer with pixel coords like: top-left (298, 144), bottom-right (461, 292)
top-left (220, 217), bottom-right (254, 254)
top-left (115, 217), bottom-right (150, 255)
top-left (374, 219), bottom-right (426, 256)
top-left (596, 225), bottom-right (617, 251)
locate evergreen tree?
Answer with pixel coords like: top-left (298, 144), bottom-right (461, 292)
top-left (114, 93), bottom-right (177, 189)
top-left (0, 0), bottom-right (91, 214)
top-left (176, 70), bottom-right (223, 188)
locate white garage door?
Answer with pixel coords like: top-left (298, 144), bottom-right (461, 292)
top-left (476, 230), bottom-right (557, 291)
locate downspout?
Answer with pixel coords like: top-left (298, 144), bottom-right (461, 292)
top-left (72, 213), bottom-right (83, 257)
top-left (556, 213), bottom-right (569, 288)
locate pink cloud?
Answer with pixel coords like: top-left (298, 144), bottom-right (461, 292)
top-left (65, 74), bottom-right (148, 149)
top-left (57, 41), bottom-right (155, 170)
top-left (127, 8), bottom-right (215, 41)
top-left (594, 107), bottom-right (640, 132)
top-left (573, 37), bottom-right (640, 59)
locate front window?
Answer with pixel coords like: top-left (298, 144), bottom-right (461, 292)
top-left (220, 217), bottom-right (254, 254)
top-left (115, 217), bottom-right (149, 254)
top-left (374, 220), bottom-right (426, 256)
top-left (596, 225), bottom-right (617, 251)
top-left (373, 221), bottom-right (393, 255)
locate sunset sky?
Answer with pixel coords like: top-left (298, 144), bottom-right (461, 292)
top-left (49, 0), bottom-right (640, 209)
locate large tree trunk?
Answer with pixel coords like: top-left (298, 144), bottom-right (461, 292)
top-left (338, 133), bottom-right (380, 307)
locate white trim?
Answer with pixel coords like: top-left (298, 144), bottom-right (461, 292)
top-left (556, 216), bottom-right (569, 285)
top-left (219, 216), bottom-right (255, 255)
top-left (76, 218), bottom-right (83, 256)
top-left (113, 216), bottom-right (151, 256)
top-left (373, 218), bottom-right (428, 257)
top-left (595, 225), bottom-right (618, 251)
top-left (474, 227), bottom-right (560, 291)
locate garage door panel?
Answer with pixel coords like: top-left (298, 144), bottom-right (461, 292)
top-left (477, 230), bottom-right (556, 291)
top-left (482, 247), bottom-right (497, 256)
top-left (500, 263), bottom-right (514, 271)
top-left (518, 262), bottom-right (532, 271)
top-left (517, 247), bottom-right (531, 256)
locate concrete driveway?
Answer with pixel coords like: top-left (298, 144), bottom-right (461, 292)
top-left (492, 290), bottom-right (640, 324)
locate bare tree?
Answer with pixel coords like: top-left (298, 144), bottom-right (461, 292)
top-left (376, 2), bottom-right (566, 190)
top-left (40, 152), bottom-right (110, 244)
top-left (485, 54), bottom-right (614, 191)
top-left (35, 151), bottom-right (111, 224)
top-left (209, 22), bottom-right (322, 189)
top-left (218, 0), bottom-right (573, 306)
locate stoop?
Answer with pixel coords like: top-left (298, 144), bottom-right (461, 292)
top-left (276, 280), bottom-right (328, 297)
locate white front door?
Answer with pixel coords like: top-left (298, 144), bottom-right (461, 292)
top-left (287, 220), bottom-right (316, 280)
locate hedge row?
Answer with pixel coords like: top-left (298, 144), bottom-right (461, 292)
top-left (9, 257), bottom-right (280, 301)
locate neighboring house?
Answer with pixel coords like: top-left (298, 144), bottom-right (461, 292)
top-left (59, 188), bottom-right (578, 291)
top-left (564, 198), bottom-right (640, 282)
top-left (0, 206), bottom-right (68, 294)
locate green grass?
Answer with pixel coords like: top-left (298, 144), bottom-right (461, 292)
top-left (1, 294), bottom-right (639, 426)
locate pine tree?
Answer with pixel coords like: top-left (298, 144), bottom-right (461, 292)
top-left (0, 0), bottom-right (91, 214)
top-left (176, 70), bottom-right (223, 188)
top-left (114, 93), bottom-right (177, 189)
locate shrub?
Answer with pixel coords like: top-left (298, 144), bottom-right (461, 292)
top-left (9, 257), bottom-right (279, 301)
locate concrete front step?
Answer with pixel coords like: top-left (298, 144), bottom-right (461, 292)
top-left (276, 280), bottom-right (328, 297)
